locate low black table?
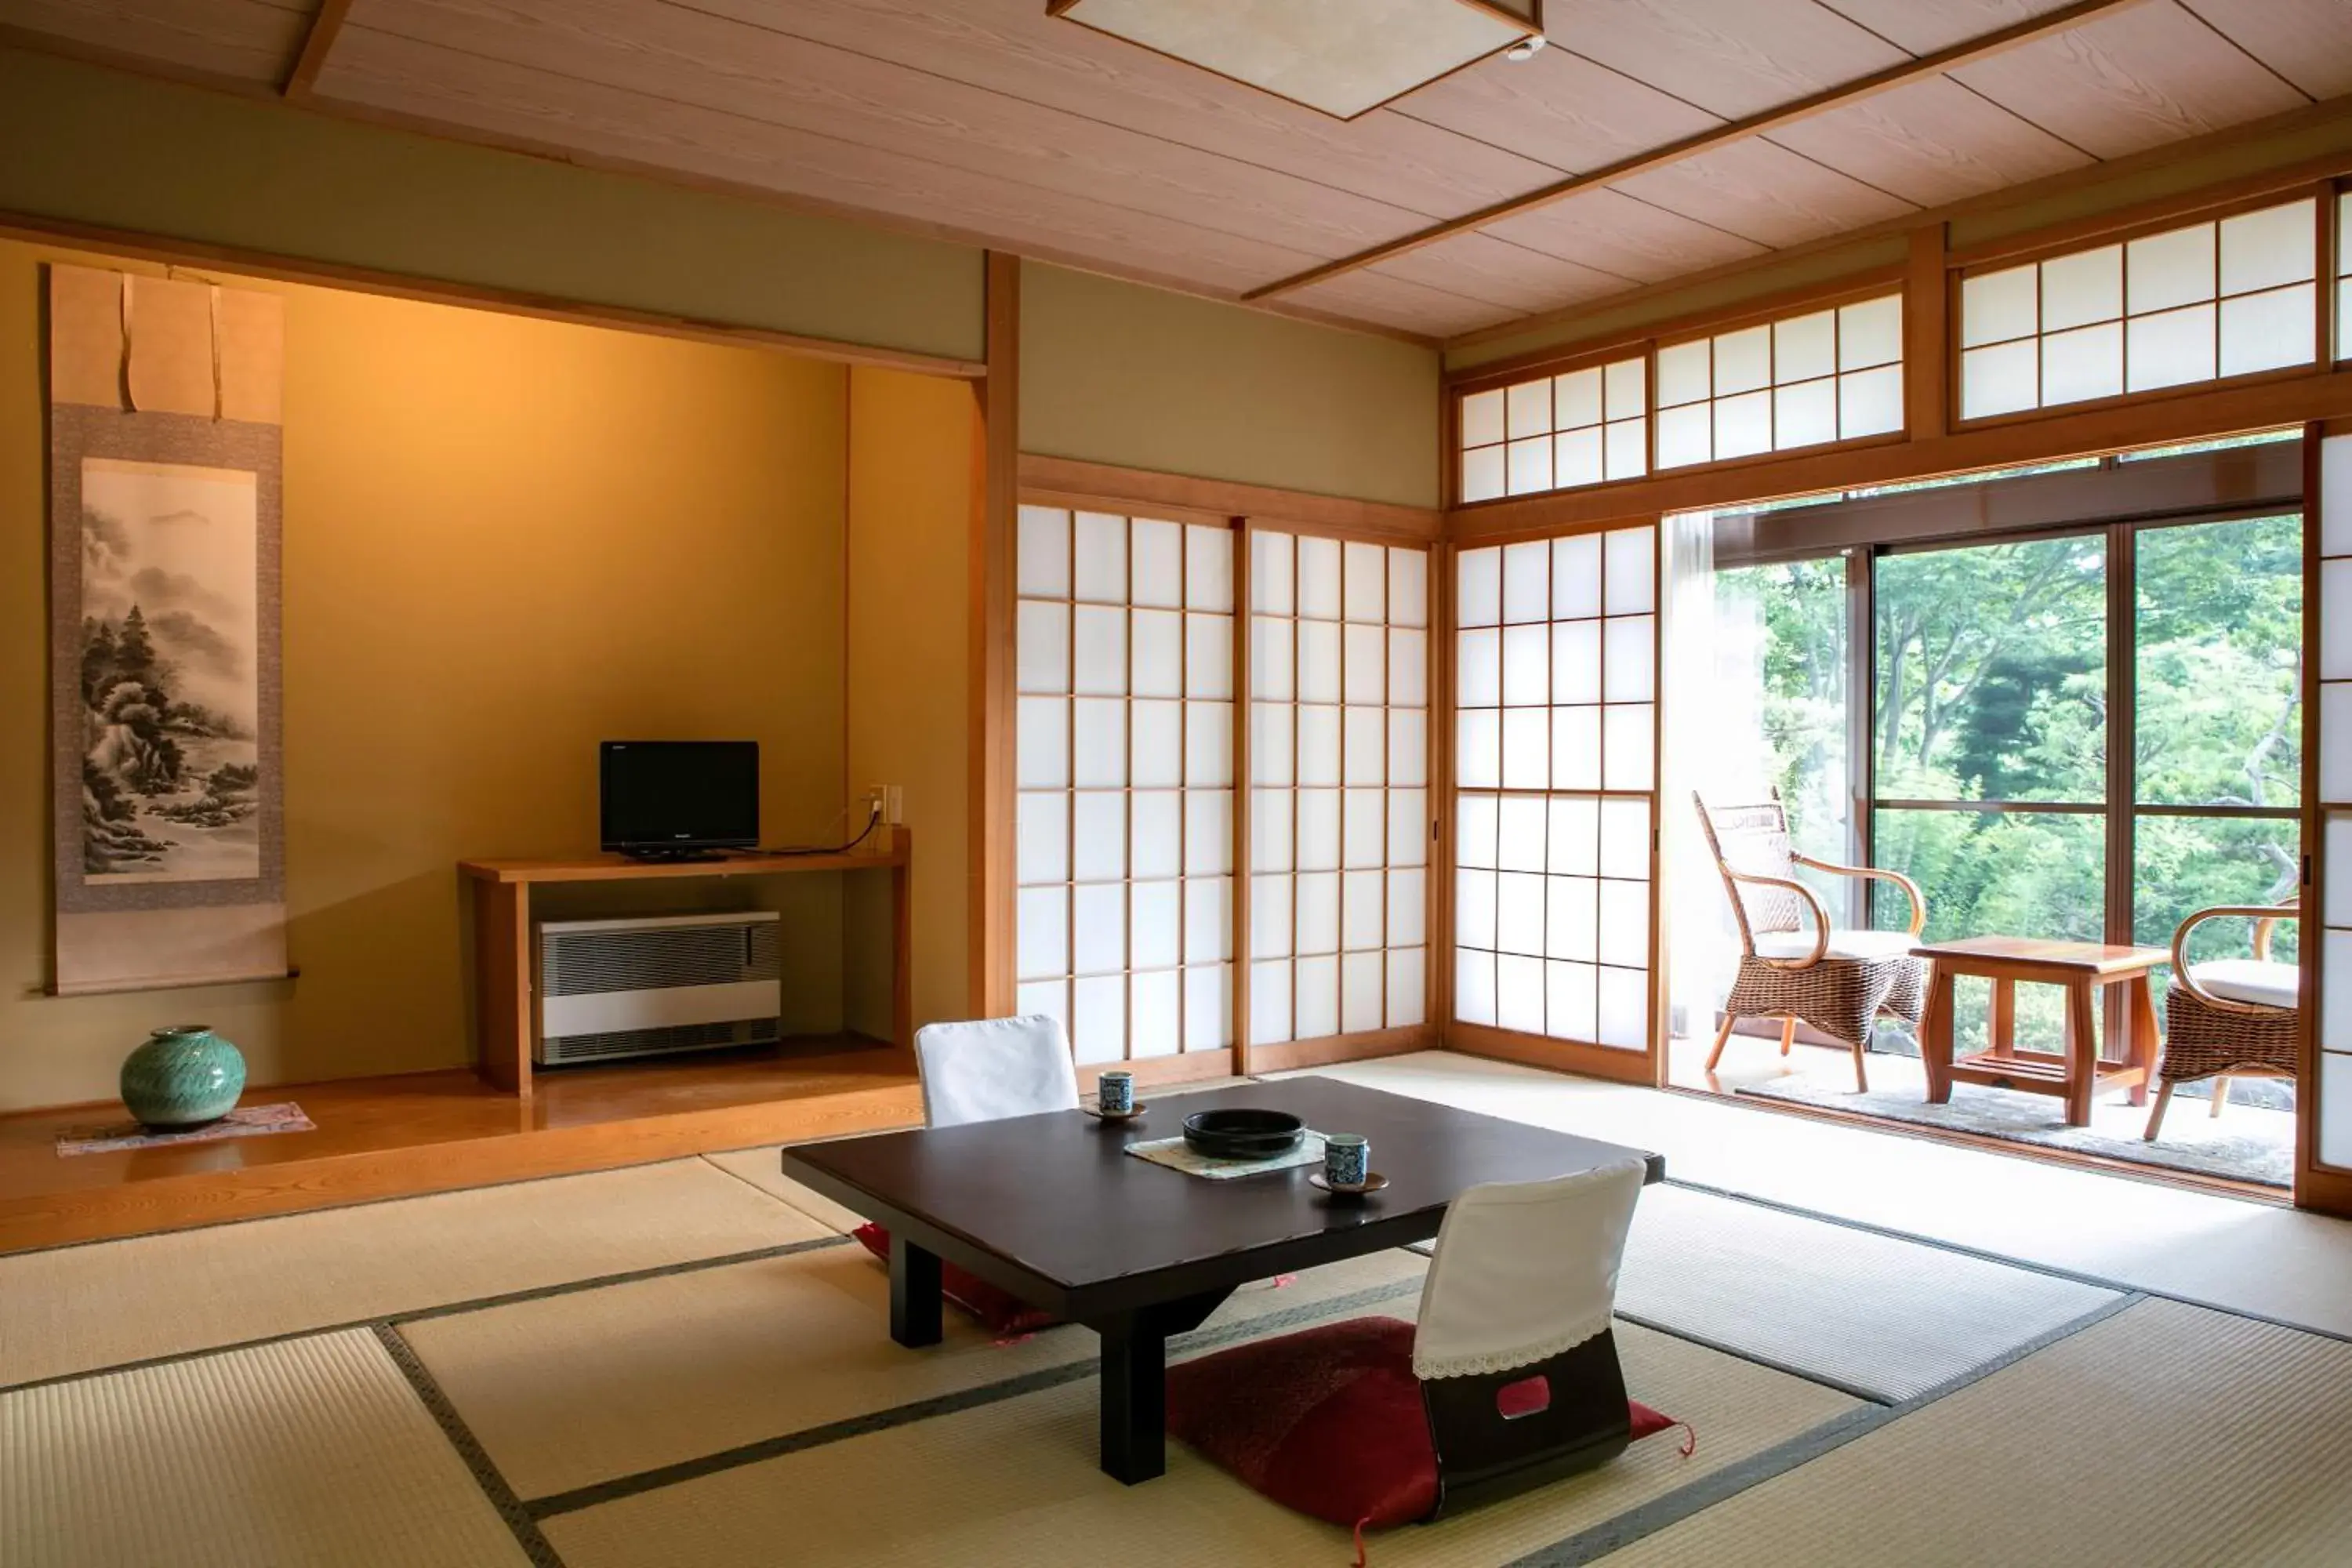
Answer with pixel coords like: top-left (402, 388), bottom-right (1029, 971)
top-left (779, 1077), bottom-right (1664, 1483)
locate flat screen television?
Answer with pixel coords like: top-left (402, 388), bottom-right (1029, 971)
top-left (600, 741), bottom-right (759, 859)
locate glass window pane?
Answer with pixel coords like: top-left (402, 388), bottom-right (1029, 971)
top-left (2126, 223), bottom-right (2214, 316)
top-left (1713, 559), bottom-right (1850, 875)
top-left (1838, 294), bottom-right (1904, 370)
top-left (2041, 320), bottom-right (2123, 406)
top-left (2136, 514), bottom-right (2302, 808)
top-left (2134, 816), bottom-right (2300, 971)
top-left (2219, 283), bottom-right (2315, 378)
top-left (1874, 534), bottom-right (2107, 803)
top-left (2125, 303), bottom-right (2216, 392)
top-left (1872, 809), bottom-right (2107, 949)
top-left (2042, 245), bottom-right (2122, 332)
top-left (1962, 265), bottom-right (2038, 347)
top-left (2219, 199), bottom-right (2316, 296)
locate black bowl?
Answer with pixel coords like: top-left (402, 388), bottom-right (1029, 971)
top-left (1181, 1108), bottom-right (1305, 1160)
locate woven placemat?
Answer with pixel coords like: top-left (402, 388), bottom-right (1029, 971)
top-left (1125, 1131), bottom-right (1327, 1180)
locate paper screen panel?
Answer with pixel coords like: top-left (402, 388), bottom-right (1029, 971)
top-left (2319, 435), bottom-right (2352, 1171)
top-left (1454, 524), bottom-right (1657, 1052)
top-left (1458, 354), bottom-right (1647, 503)
top-left (1247, 528), bottom-right (1432, 1047)
top-left (1014, 507), bottom-right (1236, 1063)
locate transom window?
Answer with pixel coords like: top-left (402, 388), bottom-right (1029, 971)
top-left (1655, 295), bottom-right (1904, 470)
top-left (1960, 198), bottom-right (2318, 421)
top-left (1458, 356), bottom-right (1647, 504)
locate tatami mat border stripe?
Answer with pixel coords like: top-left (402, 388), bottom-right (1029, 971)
top-left (372, 1323), bottom-right (568, 1568)
top-left (1659, 1175), bottom-right (2352, 1347)
top-left (1506, 1290), bottom-right (2149, 1568)
top-left (0, 1234), bottom-right (853, 1398)
top-left (523, 1272), bottom-right (1432, 1519)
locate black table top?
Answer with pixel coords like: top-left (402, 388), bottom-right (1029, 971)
top-left (781, 1077), bottom-right (1664, 1322)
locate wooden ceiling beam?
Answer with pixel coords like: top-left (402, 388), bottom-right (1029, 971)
top-left (1242, 0), bottom-right (2158, 303)
top-left (283, 0), bottom-right (352, 100)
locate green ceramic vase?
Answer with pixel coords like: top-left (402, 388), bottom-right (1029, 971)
top-left (120, 1025), bottom-right (245, 1130)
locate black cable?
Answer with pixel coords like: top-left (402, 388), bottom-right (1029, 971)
top-left (749, 801), bottom-right (884, 858)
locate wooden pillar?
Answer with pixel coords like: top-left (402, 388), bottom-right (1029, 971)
top-left (970, 253), bottom-right (1020, 1019)
top-left (1904, 223), bottom-right (1948, 444)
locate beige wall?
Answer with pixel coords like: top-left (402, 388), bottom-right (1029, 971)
top-left (0, 45), bottom-right (984, 365)
top-left (0, 238), bottom-right (851, 1110)
top-left (844, 368), bottom-right (976, 1037)
top-left (1020, 262), bottom-right (1443, 509)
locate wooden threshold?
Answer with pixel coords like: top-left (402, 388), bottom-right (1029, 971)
top-left (0, 1035), bottom-right (921, 1254)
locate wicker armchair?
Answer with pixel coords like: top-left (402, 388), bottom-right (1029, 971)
top-left (1693, 792), bottom-right (1929, 1091)
top-left (2144, 901), bottom-right (2299, 1142)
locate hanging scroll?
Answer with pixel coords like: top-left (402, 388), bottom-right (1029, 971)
top-left (48, 266), bottom-right (288, 994)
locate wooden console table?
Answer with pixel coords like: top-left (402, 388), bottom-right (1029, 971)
top-left (1912, 935), bottom-right (2164, 1127)
top-left (459, 833), bottom-right (911, 1096)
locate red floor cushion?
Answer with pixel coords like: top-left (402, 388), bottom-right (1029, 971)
top-left (1166, 1316), bottom-right (1683, 1537)
top-left (851, 1223), bottom-right (1059, 1338)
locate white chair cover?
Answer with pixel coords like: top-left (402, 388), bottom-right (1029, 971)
top-left (1412, 1159), bottom-right (1648, 1381)
top-left (913, 1014), bottom-right (1080, 1130)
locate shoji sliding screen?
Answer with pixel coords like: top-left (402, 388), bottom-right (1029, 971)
top-left (1247, 531), bottom-right (1434, 1058)
top-left (1014, 506), bottom-right (1235, 1069)
top-left (1451, 526), bottom-right (1661, 1076)
top-left (2314, 430), bottom-right (2352, 1200)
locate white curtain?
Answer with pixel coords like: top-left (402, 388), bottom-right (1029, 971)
top-left (1660, 511), bottom-right (1773, 1042)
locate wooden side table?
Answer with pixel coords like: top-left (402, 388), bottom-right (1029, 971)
top-left (1911, 936), bottom-right (2168, 1127)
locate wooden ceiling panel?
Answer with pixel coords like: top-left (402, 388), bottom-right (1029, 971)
top-left (1392, 45), bottom-right (1720, 176)
top-left (1282, 267), bottom-right (1519, 339)
top-left (2177, 0), bottom-right (2352, 101)
top-left (1612, 139), bottom-right (1918, 249)
top-left (1374, 231), bottom-right (1632, 314)
top-left (1539, 0), bottom-right (1908, 120)
top-left (351, 0), bottom-right (1423, 267)
top-left (1765, 74), bottom-right (2094, 205)
top-left (5, 0), bottom-right (312, 84)
top-left (315, 25), bottom-right (1323, 296)
top-left (683, 0), bottom-right (1563, 221)
top-left (1950, 0), bottom-right (2312, 158)
top-left (1813, 0), bottom-right (2092, 56)
top-left (1483, 187), bottom-right (1772, 283)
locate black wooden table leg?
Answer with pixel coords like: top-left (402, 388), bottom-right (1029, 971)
top-left (889, 1232), bottom-right (942, 1348)
top-left (1089, 1287), bottom-right (1232, 1485)
top-left (1098, 1321), bottom-right (1167, 1483)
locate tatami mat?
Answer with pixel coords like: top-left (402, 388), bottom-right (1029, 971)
top-left (540, 1319), bottom-right (1860, 1568)
top-left (409, 1243), bottom-right (1430, 1502)
top-left (0, 1159), bottom-right (825, 1387)
top-left (1613, 1185), bottom-right (2122, 1402)
top-left (0, 1328), bottom-right (527, 1568)
top-left (699, 1149), bottom-right (868, 1232)
top-left (1595, 1299), bottom-right (2352, 1567)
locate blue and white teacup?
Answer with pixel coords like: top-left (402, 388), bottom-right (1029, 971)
top-left (1098, 1070), bottom-right (1135, 1116)
top-left (1324, 1132), bottom-right (1370, 1189)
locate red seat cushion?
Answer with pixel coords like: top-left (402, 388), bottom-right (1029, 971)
top-left (1165, 1316), bottom-right (1682, 1534)
top-left (851, 1223), bottom-right (1059, 1338)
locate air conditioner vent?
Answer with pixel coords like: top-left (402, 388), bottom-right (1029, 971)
top-left (534, 912), bottom-right (782, 1068)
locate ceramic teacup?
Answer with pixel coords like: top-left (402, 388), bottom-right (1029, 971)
top-left (1323, 1132), bottom-right (1370, 1189)
top-left (1098, 1069), bottom-right (1136, 1116)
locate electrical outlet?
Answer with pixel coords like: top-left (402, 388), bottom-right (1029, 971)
top-left (867, 784), bottom-right (905, 826)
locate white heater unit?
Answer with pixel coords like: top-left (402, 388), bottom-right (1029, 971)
top-left (535, 911), bottom-right (782, 1066)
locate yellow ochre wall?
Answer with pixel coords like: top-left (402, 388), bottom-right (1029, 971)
top-left (844, 368), bottom-right (977, 1039)
top-left (0, 238), bottom-right (852, 1110)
